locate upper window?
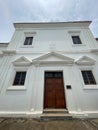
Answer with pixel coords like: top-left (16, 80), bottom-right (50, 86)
top-left (24, 37), bottom-right (33, 45)
top-left (72, 36), bottom-right (82, 44)
top-left (13, 71), bottom-right (26, 85)
top-left (81, 70), bottom-right (96, 85)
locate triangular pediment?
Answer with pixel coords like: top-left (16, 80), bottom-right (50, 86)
top-left (32, 52), bottom-right (74, 64)
top-left (75, 56), bottom-right (96, 65)
top-left (12, 56), bottom-right (32, 66)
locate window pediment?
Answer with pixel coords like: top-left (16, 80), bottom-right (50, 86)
top-left (75, 56), bottom-right (96, 65)
top-left (12, 56), bottom-right (32, 66)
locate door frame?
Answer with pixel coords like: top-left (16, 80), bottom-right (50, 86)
top-left (43, 70), bottom-right (67, 109)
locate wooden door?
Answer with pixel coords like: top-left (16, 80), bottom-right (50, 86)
top-left (44, 72), bottom-right (66, 109)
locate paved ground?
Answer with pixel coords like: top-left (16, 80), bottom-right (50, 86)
top-left (0, 118), bottom-right (98, 130)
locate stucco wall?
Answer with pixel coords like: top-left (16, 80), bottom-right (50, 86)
top-left (0, 22), bottom-right (98, 118)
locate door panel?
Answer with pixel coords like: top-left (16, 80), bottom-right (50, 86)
top-left (44, 72), bottom-right (66, 109)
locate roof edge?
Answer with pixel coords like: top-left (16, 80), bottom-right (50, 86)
top-left (0, 43), bottom-right (9, 47)
top-left (0, 43), bottom-right (9, 44)
top-left (14, 21), bottom-right (92, 29)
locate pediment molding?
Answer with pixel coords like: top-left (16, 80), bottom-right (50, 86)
top-left (32, 52), bottom-right (74, 65)
top-left (12, 56), bottom-right (32, 66)
top-left (75, 56), bottom-right (96, 65)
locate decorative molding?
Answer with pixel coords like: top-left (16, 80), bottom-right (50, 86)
top-left (7, 86), bottom-right (26, 91)
top-left (0, 111), bottom-right (98, 118)
top-left (14, 21), bottom-right (91, 29)
top-left (12, 56), bottom-right (32, 66)
top-left (83, 85), bottom-right (98, 90)
top-left (0, 111), bottom-right (42, 117)
top-left (3, 50), bottom-right (16, 54)
top-left (20, 45), bottom-right (34, 48)
top-left (15, 49), bottom-right (92, 55)
top-left (32, 51), bottom-right (74, 65)
top-left (68, 30), bottom-right (81, 34)
top-left (91, 49), bottom-right (98, 54)
top-left (24, 32), bottom-right (36, 35)
top-left (75, 56), bottom-right (96, 65)
top-left (24, 31), bottom-right (36, 38)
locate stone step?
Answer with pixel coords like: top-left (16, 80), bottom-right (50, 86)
top-left (43, 109), bottom-right (68, 114)
top-left (40, 113), bottom-right (72, 120)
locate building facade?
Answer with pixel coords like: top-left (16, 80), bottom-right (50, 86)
top-left (0, 21), bottom-right (98, 118)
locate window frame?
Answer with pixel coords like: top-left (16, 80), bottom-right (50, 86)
top-left (7, 66), bottom-right (28, 91)
top-left (72, 35), bottom-right (82, 44)
top-left (24, 37), bottom-right (33, 45)
top-left (21, 32), bottom-right (36, 48)
top-left (68, 30), bottom-right (86, 47)
top-left (81, 70), bottom-right (96, 85)
top-left (13, 71), bottom-right (27, 86)
top-left (79, 66), bottom-right (98, 89)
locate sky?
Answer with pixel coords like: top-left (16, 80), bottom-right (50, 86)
top-left (0, 0), bottom-right (98, 42)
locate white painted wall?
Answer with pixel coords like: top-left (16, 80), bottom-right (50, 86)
top-left (8, 27), bottom-right (98, 52)
top-left (0, 22), bottom-right (98, 118)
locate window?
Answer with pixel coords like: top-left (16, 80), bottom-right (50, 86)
top-left (72, 36), bottom-right (82, 44)
top-left (13, 72), bottom-right (26, 85)
top-left (81, 70), bottom-right (96, 85)
top-left (24, 37), bottom-right (33, 45)
top-left (45, 72), bottom-right (63, 78)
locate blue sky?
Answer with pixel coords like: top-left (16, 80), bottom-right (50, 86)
top-left (0, 0), bottom-right (98, 42)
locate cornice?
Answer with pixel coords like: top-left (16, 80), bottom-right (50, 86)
top-left (2, 50), bottom-right (16, 55)
top-left (15, 49), bottom-right (92, 55)
top-left (14, 21), bottom-right (91, 29)
top-left (91, 49), bottom-right (98, 54)
top-left (32, 61), bottom-right (74, 66)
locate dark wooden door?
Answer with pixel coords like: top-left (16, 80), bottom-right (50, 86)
top-left (44, 72), bottom-right (66, 109)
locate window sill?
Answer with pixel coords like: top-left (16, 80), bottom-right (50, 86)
top-left (7, 86), bottom-right (26, 91)
top-left (72, 44), bottom-right (86, 47)
top-left (83, 85), bottom-right (98, 90)
top-left (20, 45), bottom-right (34, 48)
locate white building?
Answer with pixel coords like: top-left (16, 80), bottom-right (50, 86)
top-left (0, 21), bottom-right (98, 118)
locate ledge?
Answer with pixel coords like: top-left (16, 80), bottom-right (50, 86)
top-left (91, 49), bottom-right (98, 53)
top-left (7, 86), bottom-right (26, 91)
top-left (83, 85), bottom-right (98, 90)
top-left (3, 50), bottom-right (16, 54)
top-left (20, 45), bottom-right (34, 48)
top-left (72, 44), bottom-right (86, 47)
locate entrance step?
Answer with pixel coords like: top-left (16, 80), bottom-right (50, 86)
top-left (40, 113), bottom-right (72, 120)
top-left (41, 109), bottom-right (72, 120)
top-left (43, 109), bottom-right (68, 114)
